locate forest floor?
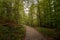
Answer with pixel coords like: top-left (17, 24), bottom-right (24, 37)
top-left (23, 25), bottom-right (46, 40)
top-left (36, 27), bottom-right (56, 40)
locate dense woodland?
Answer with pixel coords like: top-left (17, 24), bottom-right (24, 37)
top-left (0, 0), bottom-right (60, 40)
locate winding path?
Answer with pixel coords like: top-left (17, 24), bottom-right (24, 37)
top-left (24, 25), bottom-right (46, 40)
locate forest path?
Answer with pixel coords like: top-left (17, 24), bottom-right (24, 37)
top-left (23, 25), bottom-right (46, 40)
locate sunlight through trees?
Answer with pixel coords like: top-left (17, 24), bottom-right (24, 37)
top-left (0, 0), bottom-right (60, 40)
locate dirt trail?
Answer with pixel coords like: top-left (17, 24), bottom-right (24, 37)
top-left (24, 25), bottom-right (46, 40)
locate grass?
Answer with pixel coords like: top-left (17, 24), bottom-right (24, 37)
top-left (0, 25), bottom-right (25, 40)
top-left (36, 27), bottom-right (57, 38)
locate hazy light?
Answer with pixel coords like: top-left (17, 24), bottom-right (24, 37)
top-left (24, 8), bottom-right (29, 15)
top-left (34, 0), bottom-right (37, 4)
top-left (23, 1), bottom-right (31, 16)
top-left (23, 1), bottom-right (25, 4)
top-left (12, 3), bottom-right (14, 7)
top-left (52, 9), bottom-right (55, 12)
top-left (51, 0), bottom-right (55, 4)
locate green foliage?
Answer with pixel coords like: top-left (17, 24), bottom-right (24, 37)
top-left (36, 27), bottom-right (57, 39)
top-left (0, 0), bottom-right (24, 24)
top-left (37, 0), bottom-right (60, 39)
top-left (0, 0), bottom-right (25, 40)
top-left (0, 25), bottom-right (25, 40)
top-left (37, 0), bottom-right (56, 28)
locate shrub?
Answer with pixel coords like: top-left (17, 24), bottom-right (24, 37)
top-left (0, 25), bottom-right (25, 40)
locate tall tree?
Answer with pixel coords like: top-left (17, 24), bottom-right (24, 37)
top-left (54, 0), bottom-right (60, 40)
top-left (37, 0), bottom-right (56, 28)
